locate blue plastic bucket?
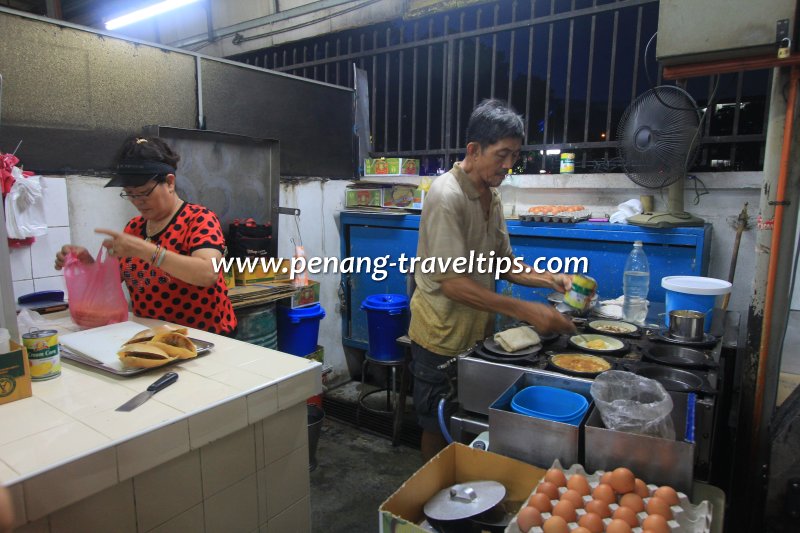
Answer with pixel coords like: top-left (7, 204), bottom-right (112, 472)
top-left (361, 294), bottom-right (409, 361)
top-left (511, 386), bottom-right (589, 426)
top-left (277, 304), bottom-right (326, 357)
top-left (662, 276), bottom-right (731, 333)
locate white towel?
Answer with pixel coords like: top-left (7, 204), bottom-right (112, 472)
top-left (610, 199), bottom-right (643, 224)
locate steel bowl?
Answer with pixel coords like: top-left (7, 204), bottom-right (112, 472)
top-left (668, 310), bottom-right (705, 342)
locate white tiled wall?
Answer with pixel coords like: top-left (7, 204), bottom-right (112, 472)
top-left (11, 177), bottom-right (70, 302)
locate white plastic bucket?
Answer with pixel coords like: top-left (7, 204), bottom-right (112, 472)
top-left (661, 276), bottom-right (732, 333)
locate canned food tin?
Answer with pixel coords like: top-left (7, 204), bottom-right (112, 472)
top-left (560, 153), bottom-right (575, 174)
top-left (22, 330), bottom-right (61, 381)
top-left (563, 275), bottom-right (597, 312)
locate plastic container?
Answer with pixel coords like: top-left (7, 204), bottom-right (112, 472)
top-left (277, 304), bottom-right (326, 356)
top-left (623, 241), bottom-right (650, 325)
top-left (511, 386), bottom-right (589, 426)
top-left (361, 294), bottom-right (409, 361)
top-left (662, 276), bottom-right (732, 333)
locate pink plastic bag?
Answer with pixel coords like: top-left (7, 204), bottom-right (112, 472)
top-left (63, 246), bottom-right (129, 328)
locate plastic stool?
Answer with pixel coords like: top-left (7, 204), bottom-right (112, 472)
top-left (357, 338), bottom-right (411, 446)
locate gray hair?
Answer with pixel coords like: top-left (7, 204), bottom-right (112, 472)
top-left (465, 99), bottom-right (524, 148)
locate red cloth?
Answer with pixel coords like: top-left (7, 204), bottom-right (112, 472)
top-left (0, 153), bottom-right (33, 195)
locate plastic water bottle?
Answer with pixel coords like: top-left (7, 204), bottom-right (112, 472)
top-left (623, 241), bottom-right (650, 324)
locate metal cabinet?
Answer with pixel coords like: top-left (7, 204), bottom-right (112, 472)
top-left (340, 212), bottom-right (711, 350)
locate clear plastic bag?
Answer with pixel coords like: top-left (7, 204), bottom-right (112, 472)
top-left (63, 246), bottom-right (129, 329)
top-left (5, 171), bottom-right (47, 239)
top-left (590, 370), bottom-right (675, 439)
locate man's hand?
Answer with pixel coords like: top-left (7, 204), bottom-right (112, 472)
top-left (520, 302), bottom-right (576, 334)
top-left (550, 273), bottom-right (572, 293)
top-left (54, 245), bottom-right (92, 270)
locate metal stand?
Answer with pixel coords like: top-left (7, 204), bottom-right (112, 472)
top-left (357, 351), bottom-right (411, 446)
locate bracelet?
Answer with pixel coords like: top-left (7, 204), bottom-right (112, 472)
top-left (155, 246), bottom-right (168, 268)
top-left (150, 244), bottom-right (161, 264)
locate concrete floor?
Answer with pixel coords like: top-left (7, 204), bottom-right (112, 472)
top-left (309, 417), bottom-right (424, 532)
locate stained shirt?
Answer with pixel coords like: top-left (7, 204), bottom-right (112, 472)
top-left (121, 203), bottom-right (237, 334)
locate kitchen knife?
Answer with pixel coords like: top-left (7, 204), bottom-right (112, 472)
top-left (115, 372), bottom-right (178, 412)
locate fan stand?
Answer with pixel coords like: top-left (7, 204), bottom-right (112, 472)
top-left (627, 180), bottom-right (704, 228)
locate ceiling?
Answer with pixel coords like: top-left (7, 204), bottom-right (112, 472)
top-left (1, 0), bottom-right (162, 29)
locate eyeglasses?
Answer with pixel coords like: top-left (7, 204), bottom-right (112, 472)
top-left (120, 180), bottom-right (160, 200)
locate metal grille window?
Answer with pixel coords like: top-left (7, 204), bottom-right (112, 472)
top-left (231, 0), bottom-right (769, 175)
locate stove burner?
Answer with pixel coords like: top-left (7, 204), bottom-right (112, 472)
top-left (473, 343), bottom-right (542, 366)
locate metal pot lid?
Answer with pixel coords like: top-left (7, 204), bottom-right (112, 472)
top-left (424, 481), bottom-right (506, 521)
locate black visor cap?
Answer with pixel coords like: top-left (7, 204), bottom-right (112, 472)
top-left (105, 159), bottom-right (176, 188)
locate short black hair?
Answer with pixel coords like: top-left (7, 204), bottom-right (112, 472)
top-left (117, 136), bottom-right (180, 168)
top-left (465, 99), bottom-right (524, 148)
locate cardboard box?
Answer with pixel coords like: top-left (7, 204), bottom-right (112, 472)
top-left (0, 340), bottom-right (32, 406)
top-left (234, 258), bottom-right (291, 285)
top-left (346, 188), bottom-right (384, 207)
top-left (277, 280), bottom-right (321, 309)
top-left (379, 443), bottom-right (545, 533)
top-left (364, 158), bottom-right (420, 176)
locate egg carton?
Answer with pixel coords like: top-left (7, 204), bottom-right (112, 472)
top-left (505, 460), bottom-right (713, 533)
top-left (519, 210), bottom-right (591, 223)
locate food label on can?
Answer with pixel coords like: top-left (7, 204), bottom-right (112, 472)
top-left (564, 275), bottom-right (597, 311)
top-left (22, 330), bottom-right (61, 381)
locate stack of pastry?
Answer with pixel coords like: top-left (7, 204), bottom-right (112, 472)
top-left (117, 324), bottom-right (197, 368)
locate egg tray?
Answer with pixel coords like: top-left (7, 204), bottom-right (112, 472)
top-left (505, 460), bottom-right (713, 533)
top-left (519, 210), bottom-right (591, 223)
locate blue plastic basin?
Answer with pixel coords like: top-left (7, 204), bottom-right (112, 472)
top-left (511, 386), bottom-right (589, 426)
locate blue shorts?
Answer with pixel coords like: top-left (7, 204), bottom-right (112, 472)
top-left (410, 342), bottom-right (458, 433)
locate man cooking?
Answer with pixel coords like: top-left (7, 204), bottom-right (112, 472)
top-left (409, 99), bottom-right (576, 459)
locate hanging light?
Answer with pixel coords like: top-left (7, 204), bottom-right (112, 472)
top-left (105, 0), bottom-right (202, 30)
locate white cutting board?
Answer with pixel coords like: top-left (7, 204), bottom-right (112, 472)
top-left (60, 321), bottom-right (152, 369)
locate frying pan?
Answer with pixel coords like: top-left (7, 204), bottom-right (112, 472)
top-left (546, 352), bottom-right (613, 378)
top-left (567, 334), bottom-right (630, 356)
top-left (474, 343), bottom-right (541, 365)
top-left (643, 344), bottom-right (718, 370)
top-left (632, 364), bottom-right (716, 395)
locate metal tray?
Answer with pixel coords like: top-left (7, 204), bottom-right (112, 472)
top-left (60, 338), bottom-right (215, 376)
top-left (519, 213), bottom-right (590, 223)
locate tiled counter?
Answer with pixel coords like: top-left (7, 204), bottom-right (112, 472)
top-left (0, 316), bottom-right (321, 532)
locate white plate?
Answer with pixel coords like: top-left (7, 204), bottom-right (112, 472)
top-left (588, 320), bottom-right (638, 334)
top-left (569, 334), bottom-right (625, 351)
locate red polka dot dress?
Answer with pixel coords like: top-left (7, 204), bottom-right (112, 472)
top-left (121, 203), bottom-right (237, 334)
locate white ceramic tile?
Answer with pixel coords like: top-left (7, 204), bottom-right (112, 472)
top-left (30, 226), bottom-right (70, 279)
top-left (41, 177), bottom-right (69, 227)
top-left (210, 367), bottom-right (279, 392)
top-left (78, 400), bottom-right (185, 440)
top-left (246, 385), bottom-right (279, 425)
top-left (23, 446), bottom-right (117, 520)
top-left (32, 365), bottom-right (120, 403)
top-left (13, 517), bottom-right (49, 533)
top-left (0, 459), bottom-right (18, 482)
top-left (37, 379), bottom-right (134, 419)
top-left (238, 354), bottom-right (315, 379)
top-left (33, 275), bottom-right (66, 294)
top-left (7, 481), bottom-right (26, 529)
top-left (13, 280), bottom-right (35, 301)
top-left (9, 246), bottom-right (32, 281)
top-left (264, 495), bottom-right (311, 533)
top-left (117, 421), bottom-right (190, 480)
top-left (264, 446), bottom-right (309, 519)
top-left (200, 425), bottom-right (256, 497)
top-left (176, 355), bottom-right (230, 377)
top-left (188, 397), bottom-right (248, 449)
top-left (0, 397), bottom-right (75, 447)
top-left (277, 371), bottom-right (321, 410)
top-left (253, 421), bottom-right (265, 470)
top-left (133, 450), bottom-right (202, 532)
top-left (138, 370), bottom-right (239, 413)
top-left (203, 473), bottom-right (259, 533)
top-left (49, 479), bottom-right (135, 533)
top-left (256, 465), bottom-right (268, 526)
top-left (262, 402), bottom-right (306, 465)
top-left (146, 503), bottom-right (204, 533)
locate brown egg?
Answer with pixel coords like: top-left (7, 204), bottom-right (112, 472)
top-left (560, 488), bottom-right (584, 508)
top-left (600, 471), bottom-right (614, 486)
top-left (542, 515), bottom-right (570, 533)
top-left (528, 492), bottom-right (553, 513)
top-left (572, 528), bottom-right (592, 533)
top-left (613, 505), bottom-right (640, 527)
top-left (591, 483), bottom-right (616, 504)
top-left (536, 481), bottom-right (561, 501)
top-left (610, 467), bottom-right (636, 494)
top-left (516, 505), bottom-right (543, 532)
top-left (619, 492), bottom-right (645, 513)
top-left (606, 518), bottom-right (633, 533)
top-left (567, 474), bottom-right (591, 496)
top-left (634, 478), bottom-right (650, 498)
top-left (584, 498), bottom-right (611, 518)
top-left (654, 485), bottom-right (680, 506)
top-left (545, 468), bottom-right (568, 487)
top-left (646, 495), bottom-right (674, 519)
top-left (642, 513), bottom-right (671, 533)
top-left (552, 499), bottom-right (577, 523)
top-left (577, 512), bottom-right (604, 533)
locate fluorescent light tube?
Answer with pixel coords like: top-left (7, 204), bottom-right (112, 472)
top-left (105, 0), bottom-right (201, 30)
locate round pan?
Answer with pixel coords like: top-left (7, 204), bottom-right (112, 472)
top-left (475, 344), bottom-right (541, 365)
top-left (567, 333), bottom-right (629, 355)
top-left (643, 344), bottom-right (718, 369)
top-left (654, 329), bottom-right (717, 348)
top-left (587, 320), bottom-right (640, 337)
top-left (547, 352), bottom-right (613, 378)
top-left (634, 364), bottom-right (714, 394)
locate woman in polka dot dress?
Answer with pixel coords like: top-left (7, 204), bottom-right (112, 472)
top-left (55, 136), bottom-right (237, 335)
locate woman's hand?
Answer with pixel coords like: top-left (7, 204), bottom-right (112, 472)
top-left (54, 245), bottom-right (92, 270)
top-left (96, 228), bottom-right (152, 261)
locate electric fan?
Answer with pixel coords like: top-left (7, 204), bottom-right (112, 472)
top-left (617, 85), bottom-right (704, 228)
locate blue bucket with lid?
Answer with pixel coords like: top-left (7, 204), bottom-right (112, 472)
top-left (361, 294), bottom-right (410, 361)
top-left (277, 304), bottom-right (326, 357)
top-left (662, 276), bottom-right (732, 333)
